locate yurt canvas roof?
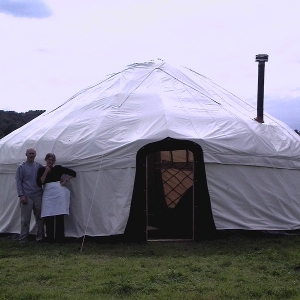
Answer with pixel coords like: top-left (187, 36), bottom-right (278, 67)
top-left (1, 60), bottom-right (300, 239)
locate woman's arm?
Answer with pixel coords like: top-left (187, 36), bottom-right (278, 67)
top-left (37, 166), bottom-right (51, 185)
top-left (59, 165), bottom-right (76, 185)
top-left (61, 175), bottom-right (74, 185)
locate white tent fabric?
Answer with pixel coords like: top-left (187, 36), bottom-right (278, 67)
top-left (1, 60), bottom-right (300, 237)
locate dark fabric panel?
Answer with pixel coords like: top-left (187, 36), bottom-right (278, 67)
top-left (124, 137), bottom-right (216, 242)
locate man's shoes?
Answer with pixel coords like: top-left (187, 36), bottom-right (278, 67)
top-left (19, 239), bottom-right (28, 246)
top-left (36, 238), bottom-right (49, 244)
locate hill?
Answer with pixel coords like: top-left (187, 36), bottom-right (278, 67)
top-left (0, 110), bottom-right (45, 139)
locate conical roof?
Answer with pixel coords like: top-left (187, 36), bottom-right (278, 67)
top-left (1, 60), bottom-right (300, 172)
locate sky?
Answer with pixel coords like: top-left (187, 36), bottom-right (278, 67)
top-left (0, 0), bottom-right (299, 130)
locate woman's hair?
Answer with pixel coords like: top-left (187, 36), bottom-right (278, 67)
top-left (44, 153), bottom-right (56, 161)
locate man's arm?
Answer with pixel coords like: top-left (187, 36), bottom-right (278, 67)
top-left (15, 165), bottom-right (24, 196)
top-left (15, 164), bottom-right (27, 204)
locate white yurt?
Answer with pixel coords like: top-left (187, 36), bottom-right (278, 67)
top-left (1, 60), bottom-right (300, 241)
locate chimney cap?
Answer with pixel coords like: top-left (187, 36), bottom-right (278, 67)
top-left (256, 54), bottom-right (268, 62)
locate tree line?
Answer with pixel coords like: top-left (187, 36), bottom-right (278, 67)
top-left (0, 109), bottom-right (299, 140)
top-left (0, 110), bottom-right (45, 139)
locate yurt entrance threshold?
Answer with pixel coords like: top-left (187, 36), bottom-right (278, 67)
top-left (125, 138), bottom-right (215, 242)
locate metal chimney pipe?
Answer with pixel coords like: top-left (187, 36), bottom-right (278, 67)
top-left (255, 54), bottom-right (268, 123)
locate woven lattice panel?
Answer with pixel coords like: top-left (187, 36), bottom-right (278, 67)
top-left (156, 150), bottom-right (194, 208)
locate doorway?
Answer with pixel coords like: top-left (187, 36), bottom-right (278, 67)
top-left (124, 138), bottom-right (215, 242)
top-left (146, 149), bottom-right (194, 240)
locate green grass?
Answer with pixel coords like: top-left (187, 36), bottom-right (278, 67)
top-left (1, 232), bottom-right (300, 299)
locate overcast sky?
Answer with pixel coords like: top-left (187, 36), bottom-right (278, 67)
top-left (0, 0), bottom-right (299, 130)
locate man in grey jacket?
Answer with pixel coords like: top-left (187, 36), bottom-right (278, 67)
top-left (16, 148), bottom-right (44, 243)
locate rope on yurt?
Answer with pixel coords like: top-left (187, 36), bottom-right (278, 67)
top-left (265, 155), bottom-right (298, 202)
top-left (79, 154), bottom-right (106, 252)
top-left (117, 61), bottom-right (165, 107)
top-left (79, 62), bottom-right (168, 252)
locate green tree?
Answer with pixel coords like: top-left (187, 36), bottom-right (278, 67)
top-left (0, 110), bottom-right (45, 139)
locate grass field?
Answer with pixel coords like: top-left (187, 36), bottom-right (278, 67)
top-left (1, 232), bottom-right (300, 299)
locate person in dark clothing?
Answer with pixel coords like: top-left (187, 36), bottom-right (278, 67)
top-left (37, 153), bottom-right (76, 243)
